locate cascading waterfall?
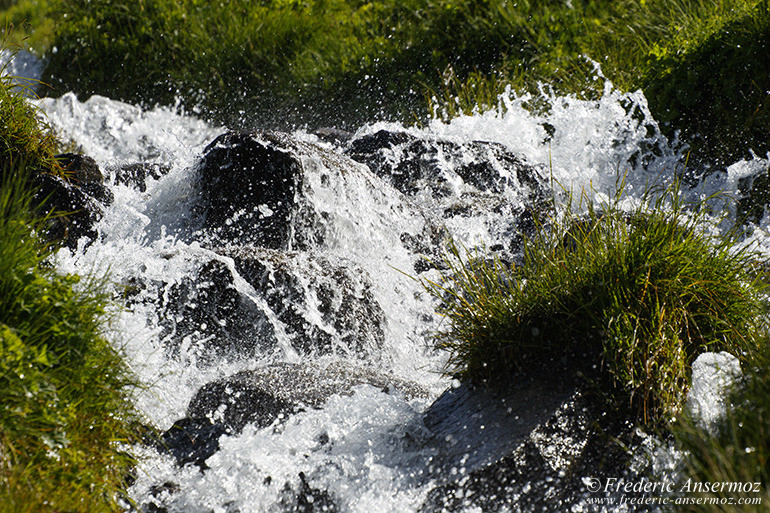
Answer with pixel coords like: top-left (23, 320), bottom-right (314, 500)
top-left (11, 49), bottom-right (767, 510)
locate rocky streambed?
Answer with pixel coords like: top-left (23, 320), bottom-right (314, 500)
top-left (28, 87), bottom-right (766, 512)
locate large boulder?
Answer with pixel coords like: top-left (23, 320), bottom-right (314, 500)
top-left (154, 258), bottom-right (275, 364)
top-left (345, 130), bottom-right (553, 256)
top-left (194, 131), bottom-right (307, 248)
top-left (193, 130), bottom-right (423, 252)
top-left (224, 246), bottom-right (386, 356)
top-left (123, 247), bottom-right (386, 363)
top-left (345, 129), bottom-right (550, 199)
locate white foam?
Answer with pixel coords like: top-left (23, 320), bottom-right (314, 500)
top-left (687, 352), bottom-right (742, 434)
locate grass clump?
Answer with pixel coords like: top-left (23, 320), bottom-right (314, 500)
top-left (0, 44), bottom-right (60, 175)
top-left (0, 65), bottom-right (138, 512)
top-left (426, 184), bottom-right (766, 428)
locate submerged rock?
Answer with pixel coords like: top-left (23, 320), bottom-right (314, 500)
top-left (420, 376), bottom-right (650, 512)
top-left (159, 361), bottom-right (428, 469)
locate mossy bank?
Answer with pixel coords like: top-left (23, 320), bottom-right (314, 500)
top-left (1, 59), bottom-right (138, 512)
top-left (3, 0), bottom-right (768, 166)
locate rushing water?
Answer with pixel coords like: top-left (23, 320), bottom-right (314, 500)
top-left (5, 49), bottom-right (769, 512)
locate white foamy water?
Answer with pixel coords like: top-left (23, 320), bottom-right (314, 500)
top-left (35, 81), bottom-right (768, 512)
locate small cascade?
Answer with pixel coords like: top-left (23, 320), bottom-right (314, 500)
top-left (29, 80), bottom-right (769, 512)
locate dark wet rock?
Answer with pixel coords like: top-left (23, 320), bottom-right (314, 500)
top-left (113, 162), bottom-right (170, 192)
top-left (161, 259), bottom-right (275, 362)
top-left (345, 130), bottom-right (553, 256)
top-left (142, 481), bottom-right (181, 513)
top-left (132, 257), bottom-right (275, 363)
top-left (346, 130), bottom-right (415, 167)
top-left (345, 129), bottom-right (549, 198)
top-left (189, 129), bottom-right (438, 263)
top-left (31, 154), bottom-right (111, 247)
top-left (195, 131), bottom-right (304, 248)
top-left (160, 417), bottom-right (228, 469)
top-left (123, 246), bottom-right (387, 362)
top-left (273, 472), bottom-right (339, 513)
top-left (293, 472), bottom-right (338, 513)
top-left (224, 247), bottom-right (386, 356)
top-left (160, 362), bottom-right (428, 469)
top-left (187, 361), bottom-right (428, 431)
top-left (55, 152), bottom-right (113, 204)
top-left (420, 378), bottom-right (651, 512)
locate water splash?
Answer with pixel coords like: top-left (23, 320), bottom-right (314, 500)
top-left (34, 80), bottom-right (759, 511)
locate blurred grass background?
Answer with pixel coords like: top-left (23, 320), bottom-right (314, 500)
top-left (2, 0), bottom-right (768, 166)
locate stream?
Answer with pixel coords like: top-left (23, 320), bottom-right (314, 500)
top-left (5, 49), bottom-right (770, 512)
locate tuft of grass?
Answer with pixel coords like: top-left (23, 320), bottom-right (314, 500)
top-left (424, 182), bottom-right (767, 428)
top-left (0, 61), bottom-right (139, 512)
top-left (0, 42), bottom-right (61, 177)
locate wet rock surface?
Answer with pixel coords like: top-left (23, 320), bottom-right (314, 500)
top-left (156, 258), bottom-right (275, 363)
top-left (345, 129), bottom-right (549, 198)
top-left (158, 361), bottom-right (429, 470)
top-left (345, 129), bottom-right (553, 256)
top-left (194, 131), bottom-right (304, 248)
top-left (420, 379), bottom-right (649, 512)
top-left (122, 247), bottom-right (387, 362)
top-left (225, 247), bottom-right (386, 356)
top-left (56, 152), bottom-right (114, 204)
top-left (31, 153), bottom-right (111, 248)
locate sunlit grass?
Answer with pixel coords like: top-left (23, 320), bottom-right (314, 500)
top-left (424, 182), bottom-right (767, 428)
top-left (0, 61), bottom-right (139, 512)
top-left (2, 0), bottom-right (767, 162)
top-left (0, 41), bottom-right (60, 176)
